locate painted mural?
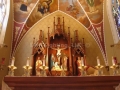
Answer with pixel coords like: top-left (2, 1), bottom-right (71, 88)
top-left (14, 0), bottom-right (38, 22)
top-left (78, 0), bottom-right (106, 62)
top-left (12, 0), bottom-right (38, 55)
top-left (78, 0), bottom-right (103, 24)
top-left (17, 0), bottom-right (58, 49)
top-left (12, 0), bottom-right (107, 65)
top-left (59, 0), bottom-right (90, 28)
top-left (12, 0), bottom-right (58, 55)
top-left (59, 0), bottom-right (106, 64)
top-left (26, 0), bottom-right (58, 27)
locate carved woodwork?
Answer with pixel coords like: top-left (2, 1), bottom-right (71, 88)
top-left (4, 76), bottom-right (120, 90)
top-left (32, 30), bottom-right (47, 75)
top-left (72, 30), bottom-right (85, 75)
top-left (31, 16), bottom-right (85, 76)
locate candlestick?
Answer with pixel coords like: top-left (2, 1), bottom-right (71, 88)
top-left (97, 56), bottom-right (100, 66)
top-left (81, 57), bottom-right (84, 66)
top-left (26, 57), bottom-right (30, 66)
top-left (43, 55), bottom-right (46, 66)
top-left (8, 57), bottom-right (17, 76)
top-left (112, 56), bottom-right (115, 66)
top-left (43, 60), bottom-right (45, 66)
top-left (11, 57), bottom-right (15, 66)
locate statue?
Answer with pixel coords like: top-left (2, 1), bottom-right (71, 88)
top-left (50, 54), bottom-right (55, 69)
top-left (36, 57), bottom-right (42, 76)
top-left (51, 54), bottom-right (61, 71)
top-left (62, 56), bottom-right (68, 71)
top-left (77, 57), bottom-right (82, 67)
top-left (51, 61), bottom-right (61, 71)
top-left (77, 57), bottom-right (85, 75)
top-left (77, 56), bottom-right (98, 76)
top-left (51, 44), bottom-right (66, 57)
top-left (51, 44), bottom-right (67, 65)
top-left (56, 44), bottom-right (62, 56)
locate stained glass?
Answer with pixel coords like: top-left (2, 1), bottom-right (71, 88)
top-left (111, 0), bottom-right (120, 37)
top-left (0, 0), bottom-right (9, 44)
top-left (0, 0), bottom-right (6, 34)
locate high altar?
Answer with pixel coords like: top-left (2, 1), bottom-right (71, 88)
top-left (3, 17), bottom-right (120, 90)
top-left (31, 16), bottom-right (94, 76)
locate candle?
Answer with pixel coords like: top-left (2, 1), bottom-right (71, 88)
top-left (26, 57), bottom-right (30, 66)
top-left (11, 57), bottom-right (15, 66)
top-left (43, 60), bottom-right (45, 66)
top-left (81, 57), bottom-right (84, 66)
top-left (97, 57), bottom-right (100, 66)
top-left (112, 56), bottom-right (115, 66)
top-left (43, 55), bottom-right (46, 66)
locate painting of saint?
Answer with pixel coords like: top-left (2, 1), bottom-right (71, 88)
top-left (59, 0), bottom-right (90, 28)
top-left (78, 0), bottom-right (104, 24)
top-left (26, 0), bottom-right (58, 27)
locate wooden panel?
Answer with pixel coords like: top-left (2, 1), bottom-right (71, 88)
top-left (3, 76), bottom-right (120, 90)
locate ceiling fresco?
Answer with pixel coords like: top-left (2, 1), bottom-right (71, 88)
top-left (12, 0), bottom-right (58, 55)
top-left (12, 0), bottom-right (106, 64)
top-left (59, 0), bottom-right (90, 28)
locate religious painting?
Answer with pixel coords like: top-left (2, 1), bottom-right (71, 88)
top-left (26, 0), bottom-right (58, 27)
top-left (59, 0), bottom-right (90, 28)
top-left (78, 0), bottom-right (103, 24)
top-left (13, 0), bottom-right (38, 22)
top-left (112, 0), bottom-right (120, 37)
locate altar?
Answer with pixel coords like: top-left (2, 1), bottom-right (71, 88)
top-left (2, 76), bottom-right (120, 90)
top-left (3, 16), bottom-right (120, 90)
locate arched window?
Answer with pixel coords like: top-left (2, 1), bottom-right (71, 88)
top-left (0, 0), bottom-right (10, 45)
top-left (106, 0), bottom-right (120, 44)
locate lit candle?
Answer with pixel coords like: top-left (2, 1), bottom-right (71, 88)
top-left (43, 60), bottom-right (45, 66)
top-left (43, 55), bottom-right (46, 66)
top-left (11, 57), bottom-right (15, 66)
top-left (97, 57), bottom-right (100, 66)
top-left (26, 57), bottom-right (30, 66)
top-left (81, 57), bottom-right (84, 66)
top-left (112, 56), bottom-right (115, 66)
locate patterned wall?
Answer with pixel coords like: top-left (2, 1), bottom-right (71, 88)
top-left (12, 0), bottom-right (106, 65)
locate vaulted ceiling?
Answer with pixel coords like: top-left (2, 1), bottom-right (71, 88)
top-left (12, 0), bottom-right (105, 63)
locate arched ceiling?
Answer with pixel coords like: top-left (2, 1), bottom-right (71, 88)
top-left (12, 0), bottom-right (106, 64)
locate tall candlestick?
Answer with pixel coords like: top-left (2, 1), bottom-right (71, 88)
top-left (81, 57), bottom-right (84, 66)
top-left (43, 55), bottom-right (46, 66)
top-left (112, 56), bottom-right (115, 66)
top-left (26, 57), bottom-right (30, 66)
top-left (97, 57), bottom-right (100, 66)
top-left (43, 60), bottom-right (45, 66)
top-left (11, 57), bottom-right (15, 66)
